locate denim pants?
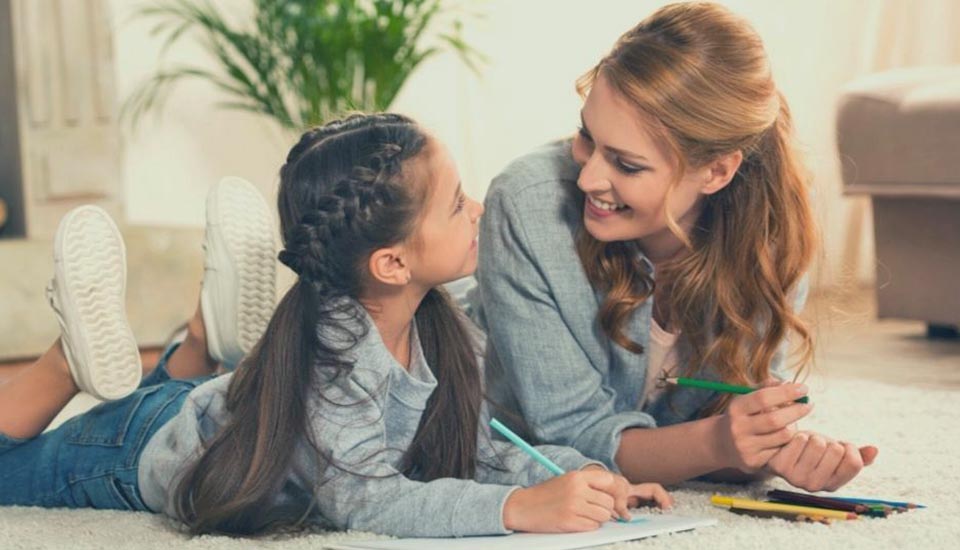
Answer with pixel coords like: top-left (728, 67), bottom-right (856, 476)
top-left (0, 344), bottom-right (211, 511)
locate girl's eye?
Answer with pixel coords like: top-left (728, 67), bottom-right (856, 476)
top-left (454, 194), bottom-right (466, 214)
top-left (576, 126), bottom-right (593, 142)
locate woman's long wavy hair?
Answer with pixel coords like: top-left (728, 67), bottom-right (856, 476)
top-left (574, 3), bottom-right (816, 413)
top-left (172, 114), bottom-right (483, 535)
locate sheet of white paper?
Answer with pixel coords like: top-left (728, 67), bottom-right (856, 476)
top-left (325, 514), bottom-right (717, 550)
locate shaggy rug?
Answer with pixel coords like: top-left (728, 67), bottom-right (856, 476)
top-left (2, 374), bottom-right (957, 549)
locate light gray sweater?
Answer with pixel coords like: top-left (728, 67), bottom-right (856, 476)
top-left (137, 305), bottom-right (599, 537)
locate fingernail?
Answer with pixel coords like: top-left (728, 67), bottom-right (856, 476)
top-left (796, 384), bottom-right (808, 395)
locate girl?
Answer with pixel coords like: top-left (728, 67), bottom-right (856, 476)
top-left (472, 3), bottom-right (878, 492)
top-left (0, 114), bottom-right (671, 537)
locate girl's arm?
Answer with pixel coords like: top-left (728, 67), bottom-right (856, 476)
top-left (311, 368), bottom-right (629, 537)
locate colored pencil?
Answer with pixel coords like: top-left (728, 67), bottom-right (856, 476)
top-left (767, 489), bottom-right (868, 513)
top-left (711, 495), bottom-right (857, 521)
top-left (728, 506), bottom-right (831, 524)
top-left (490, 418), bottom-right (565, 475)
top-left (830, 496), bottom-right (925, 509)
top-left (663, 377), bottom-right (810, 404)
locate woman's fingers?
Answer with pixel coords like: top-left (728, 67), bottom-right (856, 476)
top-left (732, 384), bottom-right (808, 415)
top-left (859, 445), bottom-right (879, 466)
top-left (807, 441), bottom-right (845, 490)
top-left (823, 442), bottom-right (865, 492)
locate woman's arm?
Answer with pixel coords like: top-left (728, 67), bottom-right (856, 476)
top-left (615, 384), bottom-right (812, 485)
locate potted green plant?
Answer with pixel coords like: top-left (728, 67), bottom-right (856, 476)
top-left (123, 0), bottom-right (484, 131)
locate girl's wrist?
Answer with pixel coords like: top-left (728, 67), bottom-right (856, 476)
top-left (502, 487), bottom-right (528, 531)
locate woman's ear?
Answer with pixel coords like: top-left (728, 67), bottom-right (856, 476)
top-left (368, 246), bottom-right (412, 286)
top-left (701, 149), bottom-right (743, 195)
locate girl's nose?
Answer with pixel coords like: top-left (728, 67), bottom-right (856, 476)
top-left (470, 197), bottom-right (484, 222)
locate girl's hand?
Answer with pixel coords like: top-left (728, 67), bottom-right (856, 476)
top-left (502, 470), bottom-right (670, 533)
top-left (581, 465), bottom-right (673, 520)
top-left (765, 430), bottom-right (878, 491)
top-left (716, 383), bottom-right (813, 472)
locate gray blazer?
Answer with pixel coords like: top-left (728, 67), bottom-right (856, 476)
top-left (470, 140), bottom-right (807, 471)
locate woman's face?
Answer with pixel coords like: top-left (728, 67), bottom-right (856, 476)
top-left (571, 73), bottom-right (711, 259)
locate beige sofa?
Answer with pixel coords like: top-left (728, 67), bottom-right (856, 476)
top-left (836, 67), bottom-right (960, 337)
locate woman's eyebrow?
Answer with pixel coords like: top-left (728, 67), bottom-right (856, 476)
top-left (580, 112), bottom-right (650, 162)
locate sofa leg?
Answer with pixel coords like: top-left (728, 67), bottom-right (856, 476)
top-left (926, 324), bottom-right (959, 340)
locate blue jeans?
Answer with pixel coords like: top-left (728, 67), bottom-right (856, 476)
top-left (0, 344), bottom-right (211, 510)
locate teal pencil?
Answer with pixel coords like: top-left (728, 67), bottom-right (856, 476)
top-left (831, 496), bottom-right (925, 509)
top-left (489, 418), bottom-right (639, 524)
top-left (664, 377), bottom-right (810, 404)
top-left (489, 418), bottom-right (565, 475)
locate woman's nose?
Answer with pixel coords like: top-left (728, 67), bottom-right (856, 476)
top-left (577, 152), bottom-right (611, 194)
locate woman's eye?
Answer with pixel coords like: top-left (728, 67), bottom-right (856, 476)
top-left (577, 126), bottom-right (593, 142)
top-left (615, 160), bottom-right (647, 175)
top-left (454, 194), bottom-right (466, 213)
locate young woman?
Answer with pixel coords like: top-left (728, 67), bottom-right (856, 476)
top-left (0, 114), bottom-right (671, 537)
top-left (473, 2), bottom-right (878, 492)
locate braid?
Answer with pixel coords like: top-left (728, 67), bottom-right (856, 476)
top-left (277, 115), bottom-right (425, 293)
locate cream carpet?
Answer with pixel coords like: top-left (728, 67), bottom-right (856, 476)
top-left (2, 374), bottom-right (958, 549)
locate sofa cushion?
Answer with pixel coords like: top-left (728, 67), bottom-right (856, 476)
top-left (837, 66), bottom-right (960, 197)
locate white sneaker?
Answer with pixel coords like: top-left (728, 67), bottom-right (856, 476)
top-left (48, 206), bottom-right (141, 400)
top-left (200, 177), bottom-right (276, 368)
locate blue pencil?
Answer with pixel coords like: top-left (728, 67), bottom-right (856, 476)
top-left (489, 418), bottom-right (565, 475)
top-left (830, 496), bottom-right (926, 509)
top-left (489, 418), bottom-right (645, 524)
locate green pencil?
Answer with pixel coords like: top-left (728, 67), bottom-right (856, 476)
top-left (663, 377), bottom-right (810, 404)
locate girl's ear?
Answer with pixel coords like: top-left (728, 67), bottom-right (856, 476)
top-left (368, 246), bottom-right (412, 286)
top-left (701, 149), bottom-right (743, 195)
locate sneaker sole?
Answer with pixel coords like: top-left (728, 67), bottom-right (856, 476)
top-left (54, 206), bottom-right (141, 400)
top-left (202, 177), bottom-right (276, 365)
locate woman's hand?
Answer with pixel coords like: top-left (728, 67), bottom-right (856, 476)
top-left (715, 383), bottom-right (813, 472)
top-left (502, 470), bottom-right (672, 532)
top-left (765, 430), bottom-right (878, 491)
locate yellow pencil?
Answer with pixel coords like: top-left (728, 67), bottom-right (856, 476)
top-left (711, 495), bottom-right (858, 521)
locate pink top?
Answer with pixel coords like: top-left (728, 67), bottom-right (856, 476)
top-left (641, 317), bottom-right (679, 410)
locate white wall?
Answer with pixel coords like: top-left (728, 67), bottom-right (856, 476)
top-left (110, 0), bottom-right (960, 288)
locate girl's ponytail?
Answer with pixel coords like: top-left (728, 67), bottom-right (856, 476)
top-left (174, 280), bottom-right (321, 534)
top-left (402, 287), bottom-right (482, 481)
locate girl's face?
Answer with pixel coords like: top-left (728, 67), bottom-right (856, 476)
top-left (571, 74), bottom-right (712, 259)
top-left (409, 139), bottom-right (484, 287)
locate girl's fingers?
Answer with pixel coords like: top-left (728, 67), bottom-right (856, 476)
top-left (584, 489), bottom-right (615, 513)
top-left (567, 517), bottom-right (603, 532)
top-left (579, 500), bottom-right (616, 524)
top-left (629, 483), bottom-right (674, 509)
top-left (611, 480), bottom-right (631, 521)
